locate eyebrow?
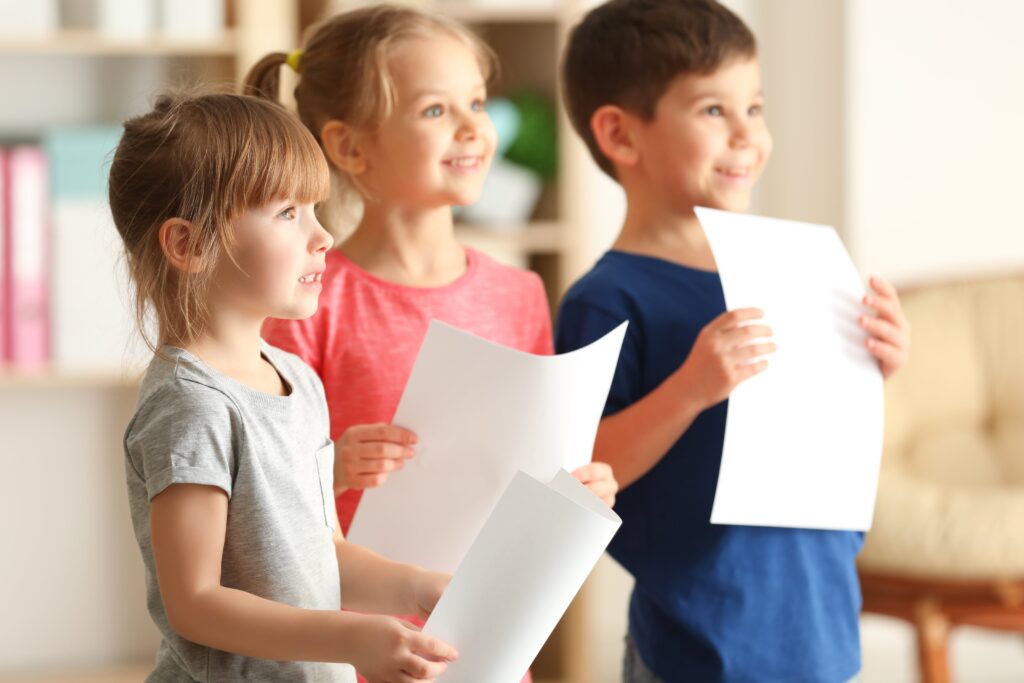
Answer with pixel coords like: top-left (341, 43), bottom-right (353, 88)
top-left (410, 84), bottom-right (487, 100)
top-left (686, 90), bottom-right (764, 105)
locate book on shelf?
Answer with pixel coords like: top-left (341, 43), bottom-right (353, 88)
top-left (46, 126), bottom-right (148, 374)
top-left (0, 127), bottom-right (149, 376)
top-left (0, 148), bottom-right (7, 363)
top-left (2, 145), bottom-right (50, 370)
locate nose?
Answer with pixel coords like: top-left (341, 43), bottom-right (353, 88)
top-left (310, 216), bottom-right (334, 254)
top-left (454, 108), bottom-right (480, 142)
top-left (729, 115), bottom-right (753, 149)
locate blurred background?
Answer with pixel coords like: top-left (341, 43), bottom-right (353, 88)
top-left (1, 1), bottom-right (1022, 681)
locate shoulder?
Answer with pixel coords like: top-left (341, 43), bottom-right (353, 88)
top-left (561, 252), bottom-right (637, 315)
top-left (127, 353), bottom-right (242, 446)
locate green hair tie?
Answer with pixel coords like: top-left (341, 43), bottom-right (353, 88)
top-left (285, 49), bottom-right (303, 73)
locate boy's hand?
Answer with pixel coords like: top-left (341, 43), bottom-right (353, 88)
top-left (676, 308), bottom-right (775, 409)
top-left (572, 462), bottom-right (618, 507)
top-left (335, 423), bottom-right (417, 492)
top-left (860, 275), bottom-right (910, 379)
top-left (409, 568), bottom-right (451, 620)
top-left (349, 614), bottom-right (457, 683)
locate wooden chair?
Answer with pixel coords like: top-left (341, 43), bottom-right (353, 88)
top-left (857, 274), bottom-right (1024, 682)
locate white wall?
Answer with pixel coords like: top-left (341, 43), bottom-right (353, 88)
top-left (845, 0), bottom-right (1024, 285)
top-left (0, 386), bottom-right (159, 674)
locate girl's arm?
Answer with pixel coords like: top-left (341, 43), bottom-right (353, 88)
top-left (151, 484), bottom-right (456, 678)
top-left (333, 520), bottom-right (449, 619)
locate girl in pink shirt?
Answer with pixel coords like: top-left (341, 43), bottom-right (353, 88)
top-left (246, 5), bottom-right (617, 681)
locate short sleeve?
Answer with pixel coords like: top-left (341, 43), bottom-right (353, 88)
top-left (125, 382), bottom-right (240, 501)
top-left (527, 272), bottom-right (554, 356)
top-left (556, 297), bottom-right (642, 417)
top-left (263, 314), bottom-right (324, 376)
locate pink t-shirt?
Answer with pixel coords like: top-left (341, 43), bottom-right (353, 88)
top-left (263, 246), bottom-right (553, 534)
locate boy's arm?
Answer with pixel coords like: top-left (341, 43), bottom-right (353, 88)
top-left (596, 308), bottom-right (774, 489)
top-left (150, 484), bottom-right (455, 675)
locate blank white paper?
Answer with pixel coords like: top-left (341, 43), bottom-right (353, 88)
top-left (347, 320), bottom-right (627, 573)
top-left (423, 469), bottom-right (621, 683)
top-left (695, 207), bottom-right (884, 531)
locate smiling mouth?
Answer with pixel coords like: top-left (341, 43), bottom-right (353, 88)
top-left (442, 156), bottom-right (484, 170)
top-left (714, 166), bottom-right (752, 179)
top-left (298, 272), bottom-right (323, 284)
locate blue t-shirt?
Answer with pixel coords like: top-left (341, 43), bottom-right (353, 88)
top-left (556, 251), bottom-right (863, 683)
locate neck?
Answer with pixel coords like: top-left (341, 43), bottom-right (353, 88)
top-left (614, 184), bottom-right (716, 271)
top-left (178, 311), bottom-right (266, 379)
top-left (342, 202), bottom-right (466, 286)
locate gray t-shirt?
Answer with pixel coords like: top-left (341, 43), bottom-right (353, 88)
top-left (124, 342), bottom-right (356, 682)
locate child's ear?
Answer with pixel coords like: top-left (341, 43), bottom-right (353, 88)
top-left (320, 120), bottom-right (368, 176)
top-left (158, 218), bottom-right (206, 274)
top-left (591, 105), bottom-right (640, 169)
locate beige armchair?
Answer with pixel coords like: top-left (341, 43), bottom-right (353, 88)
top-left (858, 274), bottom-right (1024, 682)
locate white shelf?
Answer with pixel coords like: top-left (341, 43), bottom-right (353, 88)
top-left (455, 220), bottom-right (563, 254)
top-left (0, 368), bottom-right (140, 389)
top-left (0, 29), bottom-right (237, 57)
top-left (432, 2), bottom-right (565, 23)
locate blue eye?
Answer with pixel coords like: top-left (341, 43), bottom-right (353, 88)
top-left (423, 104), bottom-right (444, 118)
top-left (278, 206), bottom-right (296, 220)
top-left (471, 98), bottom-right (486, 112)
top-left (704, 105), bottom-right (724, 117)
top-left (748, 104), bottom-right (764, 116)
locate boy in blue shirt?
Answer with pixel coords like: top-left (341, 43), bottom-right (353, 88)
top-left (555, 1), bottom-right (911, 681)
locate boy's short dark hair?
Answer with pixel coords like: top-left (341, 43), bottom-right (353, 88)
top-left (562, 0), bottom-right (756, 179)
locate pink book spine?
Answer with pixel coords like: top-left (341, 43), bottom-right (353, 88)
top-left (8, 146), bottom-right (50, 369)
top-left (0, 148), bottom-right (9, 365)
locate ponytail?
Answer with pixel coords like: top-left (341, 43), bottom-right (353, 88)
top-left (242, 52), bottom-right (289, 102)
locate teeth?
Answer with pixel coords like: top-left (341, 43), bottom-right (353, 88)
top-left (299, 273), bottom-right (321, 284)
top-left (446, 157), bottom-right (479, 167)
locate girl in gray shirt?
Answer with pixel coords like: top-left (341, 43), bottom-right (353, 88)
top-left (110, 91), bottom-right (458, 682)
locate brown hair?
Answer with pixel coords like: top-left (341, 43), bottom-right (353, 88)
top-left (107, 91), bottom-right (330, 351)
top-left (243, 3), bottom-right (496, 234)
top-left (562, 0), bottom-right (757, 179)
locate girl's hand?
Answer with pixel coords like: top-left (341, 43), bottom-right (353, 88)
top-left (350, 615), bottom-right (457, 683)
top-left (859, 276), bottom-right (910, 379)
top-left (675, 308), bottom-right (776, 409)
top-left (572, 462), bottom-right (618, 507)
top-left (334, 423), bottom-right (417, 492)
top-left (409, 568), bottom-right (451, 620)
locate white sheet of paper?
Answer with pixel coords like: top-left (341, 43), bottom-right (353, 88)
top-left (347, 320), bottom-right (627, 573)
top-left (695, 207), bottom-right (884, 531)
top-left (423, 469), bottom-right (621, 683)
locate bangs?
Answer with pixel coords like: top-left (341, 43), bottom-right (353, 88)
top-left (224, 101), bottom-right (331, 215)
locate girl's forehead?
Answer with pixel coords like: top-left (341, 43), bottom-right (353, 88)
top-left (387, 35), bottom-right (485, 94)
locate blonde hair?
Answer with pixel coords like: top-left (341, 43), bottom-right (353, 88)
top-left (107, 91), bottom-right (330, 351)
top-left (243, 3), bottom-right (496, 236)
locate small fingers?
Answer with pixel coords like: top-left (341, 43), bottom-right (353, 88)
top-left (859, 315), bottom-right (908, 350)
top-left (355, 456), bottom-right (406, 475)
top-left (868, 275), bottom-right (897, 299)
top-left (866, 338), bottom-right (906, 374)
top-left (709, 307), bottom-right (764, 332)
top-left (411, 633), bottom-right (459, 662)
top-left (735, 358), bottom-right (769, 381)
top-left (352, 423), bottom-right (419, 446)
top-left (400, 655), bottom-right (448, 680)
top-left (731, 341), bottom-right (777, 361)
top-left (719, 325), bottom-right (774, 350)
top-left (356, 441), bottom-right (416, 461)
